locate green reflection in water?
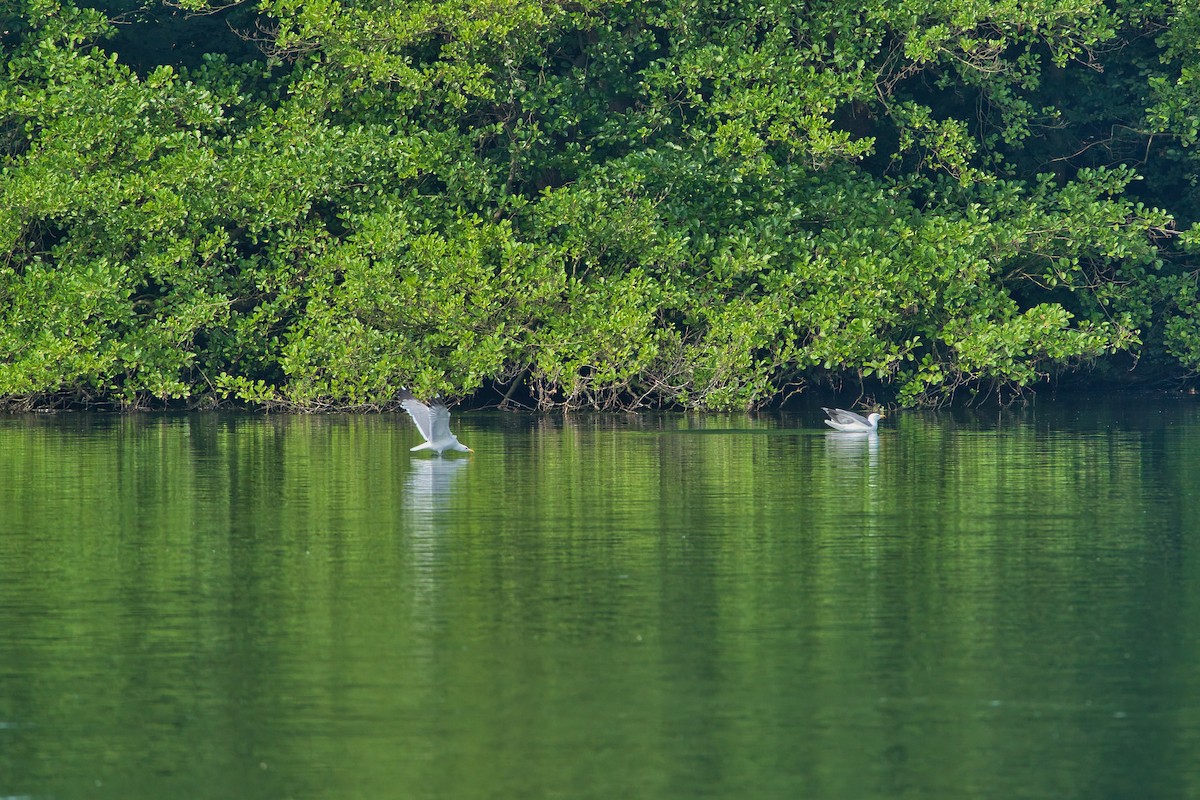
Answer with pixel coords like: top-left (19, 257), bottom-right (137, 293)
top-left (1, 403), bottom-right (1199, 799)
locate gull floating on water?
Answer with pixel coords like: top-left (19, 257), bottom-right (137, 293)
top-left (399, 391), bottom-right (472, 454)
top-left (822, 407), bottom-right (884, 433)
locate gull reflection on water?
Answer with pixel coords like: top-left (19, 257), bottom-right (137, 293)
top-left (823, 430), bottom-right (881, 497)
top-left (403, 456), bottom-right (469, 615)
top-left (404, 456), bottom-right (469, 517)
top-left (824, 430), bottom-right (879, 464)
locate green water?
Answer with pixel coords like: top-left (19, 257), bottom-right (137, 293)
top-left (1, 401), bottom-right (1199, 799)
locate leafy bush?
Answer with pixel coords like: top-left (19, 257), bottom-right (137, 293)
top-left (1, 0), bottom-right (1197, 409)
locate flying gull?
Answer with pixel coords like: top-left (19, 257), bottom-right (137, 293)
top-left (399, 391), bottom-right (473, 454)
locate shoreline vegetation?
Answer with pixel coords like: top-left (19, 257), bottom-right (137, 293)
top-left (4, 0), bottom-right (1200, 411)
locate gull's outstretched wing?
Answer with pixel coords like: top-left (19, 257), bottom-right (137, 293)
top-left (429, 403), bottom-right (453, 442)
top-left (399, 393), bottom-right (434, 442)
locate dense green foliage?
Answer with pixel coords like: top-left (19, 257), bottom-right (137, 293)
top-left (3, 0), bottom-right (1200, 409)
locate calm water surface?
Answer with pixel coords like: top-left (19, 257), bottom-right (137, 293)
top-left (1, 399), bottom-right (1199, 799)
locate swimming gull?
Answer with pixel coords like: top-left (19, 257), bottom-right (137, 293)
top-left (399, 391), bottom-right (473, 454)
top-left (822, 407), bottom-right (884, 433)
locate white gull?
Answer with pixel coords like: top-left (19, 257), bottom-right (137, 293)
top-left (399, 391), bottom-right (472, 454)
top-left (822, 407), bottom-right (884, 433)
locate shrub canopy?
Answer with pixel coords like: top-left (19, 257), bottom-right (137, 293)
top-left (3, 0), bottom-right (1200, 409)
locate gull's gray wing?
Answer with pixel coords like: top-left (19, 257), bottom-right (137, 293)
top-left (400, 395), bottom-right (435, 442)
top-left (429, 403), bottom-right (453, 442)
top-left (823, 407), bottom-right (870, 426)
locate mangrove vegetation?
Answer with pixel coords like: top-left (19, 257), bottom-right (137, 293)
top-left (4, 0), bottom-right (1200, 409)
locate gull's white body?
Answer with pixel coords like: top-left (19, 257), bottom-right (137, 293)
top-left (822, 407), bottom-right (883, 433)
top-left (399, 392), bottom-right (472, 454)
